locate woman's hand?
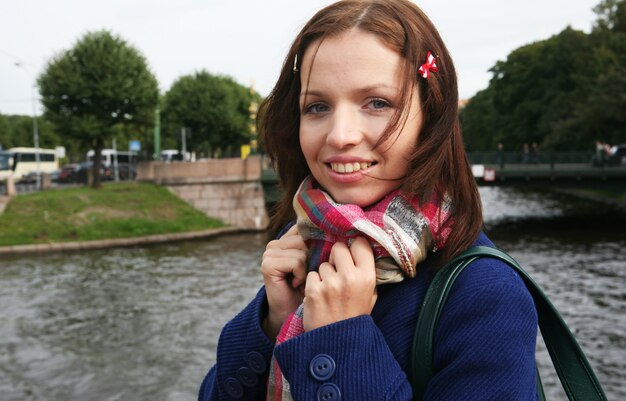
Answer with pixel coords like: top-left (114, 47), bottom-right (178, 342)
top-left (303, 237), bottom-right (378, 332)
top-left (261, 224), bottom-right (308, 340)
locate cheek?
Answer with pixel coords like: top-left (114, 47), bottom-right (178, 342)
top-left (397, 118), bottom-right (420, 156)
top-left (383, 131), bottom-right (418, 174)
top-left (299, 130), bottom-right (317, 162)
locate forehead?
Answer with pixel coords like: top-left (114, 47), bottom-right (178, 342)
top-left (300, 29), bottom-right (403, 90)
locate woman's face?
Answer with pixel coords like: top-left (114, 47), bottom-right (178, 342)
top-left (299, 29), bottom-right (422, 207)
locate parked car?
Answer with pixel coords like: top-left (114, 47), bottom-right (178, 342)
top-left (19, 169), bottom-right (61, 184)
top-left (57, 164), bottom-right (80, 183)
top-left (50, 169), bottom-right (60, 182)
top-left (19, 171), bottom-right (42, 184)
top-left (57, 162), bottom-right (112, 183)
top-left (75, 162), bottom-right (112, 183)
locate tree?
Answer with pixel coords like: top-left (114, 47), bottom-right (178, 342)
top-left (554, 0), bottom-right (626, 148)
top-left (593, 0), bottom-right (626, 32)
top-left (0, 114), bottom-right (67, 155)
top-left (161, 71), bottom-right (257, 158)
top-left (459, 88), bottom-right (497, 152)
top-left (461, 0), bottom-right (626, 152)
top-left (37, 30), bottom-right (159, 187)
top-left (494, 28), bottom-right (597, 150)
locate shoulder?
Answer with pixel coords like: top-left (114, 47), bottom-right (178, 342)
top-left (431, 233), bottom-right (538, 357)
top-left (427, 235), bottom-right (539, 399)
top-left (446, 232), bottom-right (533, 308)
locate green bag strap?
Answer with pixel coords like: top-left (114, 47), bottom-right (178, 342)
top-left (410, 245), bottom-right (607, 401)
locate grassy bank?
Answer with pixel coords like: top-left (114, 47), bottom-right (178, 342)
top-left (0, 182), bottom-right (224, 246)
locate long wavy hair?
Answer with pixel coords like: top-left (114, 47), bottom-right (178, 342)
top-left (258, 0), bottom-right (482, 264)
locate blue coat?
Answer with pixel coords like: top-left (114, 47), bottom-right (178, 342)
top-left (198, 232), bottom-right (538, 400)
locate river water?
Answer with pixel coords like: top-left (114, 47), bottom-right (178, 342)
top-left (0, 187), bottom-right (624, 401)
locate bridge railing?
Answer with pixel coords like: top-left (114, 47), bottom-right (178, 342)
top-left (467, 151), bottom-right (594, 166)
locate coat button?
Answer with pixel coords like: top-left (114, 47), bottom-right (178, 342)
top-left (245, 351), bottom-right (267, 374)
top-left (309, 354), bottom-right (336, 381)
top-left (237, 367), bottom-right (258, 387)
top-left (317, 382), bottom-right (341, 401)
top-left (224, 377), bottom-right (244, 399)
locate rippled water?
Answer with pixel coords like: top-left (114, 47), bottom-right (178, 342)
top-left (0, 187), bottom-right (624, 401)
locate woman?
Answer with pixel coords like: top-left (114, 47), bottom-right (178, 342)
top-left (199, 1), bottom-right (538, 400)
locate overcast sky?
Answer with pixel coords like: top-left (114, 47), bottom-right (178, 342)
top-left (0, 0), bottom-right (599, 117)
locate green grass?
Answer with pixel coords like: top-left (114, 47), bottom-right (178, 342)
top-left (0, 182), bottom-right (225, 246)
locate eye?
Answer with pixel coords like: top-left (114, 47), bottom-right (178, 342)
top-left (367, 98), bottom-right (391, 110)
top-left (304, 102), bottom-right (330, 114)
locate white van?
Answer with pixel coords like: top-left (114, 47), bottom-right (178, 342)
top-left (86, 149), bottom-right (137, 168)
top-left (0, 147), bottom-right (60, 181)
top-left (160, 149), bottom-right (191, 162)
top-left (86, 149), bottom-right (137, 179)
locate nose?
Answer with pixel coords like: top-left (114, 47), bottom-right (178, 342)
top-left (326, 104), bottom-right (362, 149)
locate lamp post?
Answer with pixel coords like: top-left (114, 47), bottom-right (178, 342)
top-left (15, 62), bottom-right (41, 190)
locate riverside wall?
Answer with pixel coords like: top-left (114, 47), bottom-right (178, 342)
top-left (137, 156), bottom-right (269, 230)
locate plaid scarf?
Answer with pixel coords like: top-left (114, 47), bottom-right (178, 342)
top-left (266, 176), bottom-right (452, 401)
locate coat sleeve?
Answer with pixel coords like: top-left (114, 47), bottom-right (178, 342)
top-left (198, 287), bottom-right (275, 401)
top-left (273, 315), bottom-right (413, 400)
top-left (423, 258), bottom-right (539, 401)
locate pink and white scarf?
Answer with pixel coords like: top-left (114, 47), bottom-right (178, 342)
top-left (266, 176), bottom-right (452, 400)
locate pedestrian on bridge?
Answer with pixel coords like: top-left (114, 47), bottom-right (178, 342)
top-left (198, 1), bottom-right (537, 400)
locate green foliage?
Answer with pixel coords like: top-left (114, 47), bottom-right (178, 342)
top-left (0, 114), bottom-right (71, 153)
top-left (37, 30), bottom-right (159, 185)
top-left (0, 182), bottom-right (224, 246)
top-left (0, 114), bottom-right (10, 148)
top-left (459, 88), bottom-right (496, 152)
top-left (594, 0), bottom-right (626, 32)
top-left (461, 0), bottom-right (626, 151)
top-left (161, 71), bottom-right (256, 157)
top-left (0, 114), bottom-right (29, 149)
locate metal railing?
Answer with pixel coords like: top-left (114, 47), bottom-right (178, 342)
top-left (467, 151), bottom-right (595, 166)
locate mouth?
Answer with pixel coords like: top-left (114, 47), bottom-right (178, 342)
top-left (328, 161), bottom-right (376, 174)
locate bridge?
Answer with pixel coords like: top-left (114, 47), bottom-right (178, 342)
top-left (466, 151), bottom-right (626, 185)
top-left (469, 164), bottom-right (626, 185)
top-left (261, 151), bottom-right (626, 203)
top-left (261, 163), bottom-right (626, 186)
top-left (262, 151), bottom-right (626, 182)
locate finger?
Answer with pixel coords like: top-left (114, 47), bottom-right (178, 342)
top-left (282, 235), bottom-right (308, 251)
top-left (349, 237), bottom-right (375, 269)
top-left (268, 234), bottom-right (308, 251)
top-left (328, 241), bottom-right (354, 272)
top-left (262, 256), bottom-right (308, 283)
top-left (264, 247), bottom-right (307, 264)
top-left (317, 262), bottom-right (337, 280)
top-left (305, 271), bottom-right (321, 293)
top-left (263, 249), bottom-right (307, 271)
top-left (290, 269), bottom-right (309, 288)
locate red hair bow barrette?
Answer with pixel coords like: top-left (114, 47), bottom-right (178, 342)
top-left (418, 51), bottom-right (438, 79)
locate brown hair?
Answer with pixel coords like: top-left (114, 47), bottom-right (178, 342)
top-left (258, 0), bottom-right (482, 264)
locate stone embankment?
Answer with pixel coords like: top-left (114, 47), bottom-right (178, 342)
top-left (0, 227), bottom-right (246, 256)
top-left (137, 155), bottom-right (269, 230)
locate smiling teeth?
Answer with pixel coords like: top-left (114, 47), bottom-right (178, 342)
top-left (330, 162), bottom-right (372, 173)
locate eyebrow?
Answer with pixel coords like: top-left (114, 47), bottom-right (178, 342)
top-left (299, 84), bottom-right (400, 98)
